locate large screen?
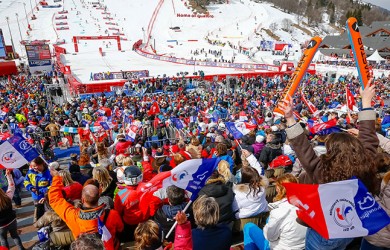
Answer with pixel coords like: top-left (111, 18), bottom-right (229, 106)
top-left (0, 29), bottom-right (6, 58)
top-left (25, 44), bottom-right (52, 67)
top-left (25, 44), bottom-right (51, 60)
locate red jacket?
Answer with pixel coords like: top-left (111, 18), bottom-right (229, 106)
top-left (174, 221), bottom-right (193, 250)
top-left (77, 128), bottom-right (92, 144)
top-left (114, 184), bottom-right (147, 225)
top-left (115, 141), bottom-right (132, 156)
top-left (179, 150), bottom-right (192, 160)
top-left (141, 160), bottom-right (156, 182)
top-left (104, 209), bottom-right (124, 250)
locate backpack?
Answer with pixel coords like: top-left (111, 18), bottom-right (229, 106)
top-left (269, 155), bottom-right (292, 169)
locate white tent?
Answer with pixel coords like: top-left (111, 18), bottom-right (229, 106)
top-left (367, 50), bottom-right (386, 64)
top-left (339, 104), bottom-right (359, 113)
top-left (312, 50), bottom-right (325, 62)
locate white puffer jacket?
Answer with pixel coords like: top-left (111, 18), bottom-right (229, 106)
top-left (264, 198), bottom-right (307, 250)
top-left (232, 184), bottom-right (268, 219)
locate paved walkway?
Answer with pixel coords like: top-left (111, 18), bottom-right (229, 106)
top-left (8, 190), bottom-right (38, 250)
top-left (8, 158), bottom-right (71, 249)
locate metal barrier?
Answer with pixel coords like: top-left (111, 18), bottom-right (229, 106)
top-left (28, 131), bottom-right (79, 147)
top-left (27, 125), bottom-right (189, 149)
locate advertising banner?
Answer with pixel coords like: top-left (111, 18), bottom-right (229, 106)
top-left (92, 70), bottom-right (149, 81)
top-left (28, 60), bottom-right (52, 67)
top-left (0, 29), bottom-right (6, 58)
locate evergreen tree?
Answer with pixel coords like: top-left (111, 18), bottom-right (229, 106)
top-left (346, 10), bottom-right (351, 19)
top-left (356, 8), bottom-right (363, 25)
top-left (329, 9), bottom-right (335, 24)
top-left (315, 0), bottom-right (320, 9)
top-left (306, 0), bottom-right (313, 22)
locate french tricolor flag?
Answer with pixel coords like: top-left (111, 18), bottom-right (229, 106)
top-left (100, 122), bottom-right (114, 131)
top-left (96, 109), bottom-right (106, 116)
top-left (139, 158), bottom-right (218, 214)
top-left (127, 125), bottom-right (139, 141)
top-left (239, 111), bottom-right (248, 122)
top-left (285, 179), bottom-right (390, 239)
top-left (98, 217), bottom-right (114, 249)
top-left (0, 110), bottom-right (7, 121)
top-left (244, 122), bottom-right (257, 130)
top-left (225, 122), bottom-right (251, 139)
top-left (308, 118), bottom-right (338, 135)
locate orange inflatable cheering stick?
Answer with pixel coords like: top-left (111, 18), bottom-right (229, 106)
top-left (346, 17), bottom-right (370, 89)
top-left (273, 36), bottom-right (322, 116)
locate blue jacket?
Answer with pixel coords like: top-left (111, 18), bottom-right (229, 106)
top-left (24, 168), bottom-right (52, 200)
top-left (13, 169), bottom-right (25, 187)
top-left (192, 224), bottom-right (232, 250)
top-left (382, 115), bottom-right (390, 126)
top-left (213, 154), bottom-right (234, 173)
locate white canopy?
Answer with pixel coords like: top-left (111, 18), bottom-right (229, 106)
top-left (339, 104), bottom-right (359, 113)
top-left (367, 50), bottom-right (386, 63)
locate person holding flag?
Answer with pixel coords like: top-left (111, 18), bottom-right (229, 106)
top-left (138, 158), bottom-right (220, 236)
top-left (48, 166), bottom-right (123, 250)
top-left (279, 80), bottom-right (382, 249)
top-left (243, 174), bottom-right (307, 250)
top-left (24, 157), bottom-right (52, 222)
top-left (0, 169), bottom-right (25, 250)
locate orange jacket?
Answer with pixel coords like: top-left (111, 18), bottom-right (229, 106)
top-left (48, 176), bottom-right (124, 249)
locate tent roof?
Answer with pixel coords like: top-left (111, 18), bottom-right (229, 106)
top-left (367, 50), bottom-right (386, 62)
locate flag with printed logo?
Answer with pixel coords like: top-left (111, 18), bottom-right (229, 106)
top-left (138, 158), bottom-right (219, 214)
top-left (285, 179), bottom-right (390, 239)
top-left (0, 135), bottom-right (39, 169)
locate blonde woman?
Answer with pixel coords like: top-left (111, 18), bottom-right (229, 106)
top-left (243, 174), bottom-right (307, 250)
top-left (92, 167), bottom-right (116, 198)
top-left (58, 170), bottom-right (82, 201)
top-left (217, 160), bottom-right (236, 185)
top-left (116, 157), bottom-right (134, 184)
top-left (172, 153), bottom-right (186, 168)
top-left (80, 140), bottom-right (92, 155)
